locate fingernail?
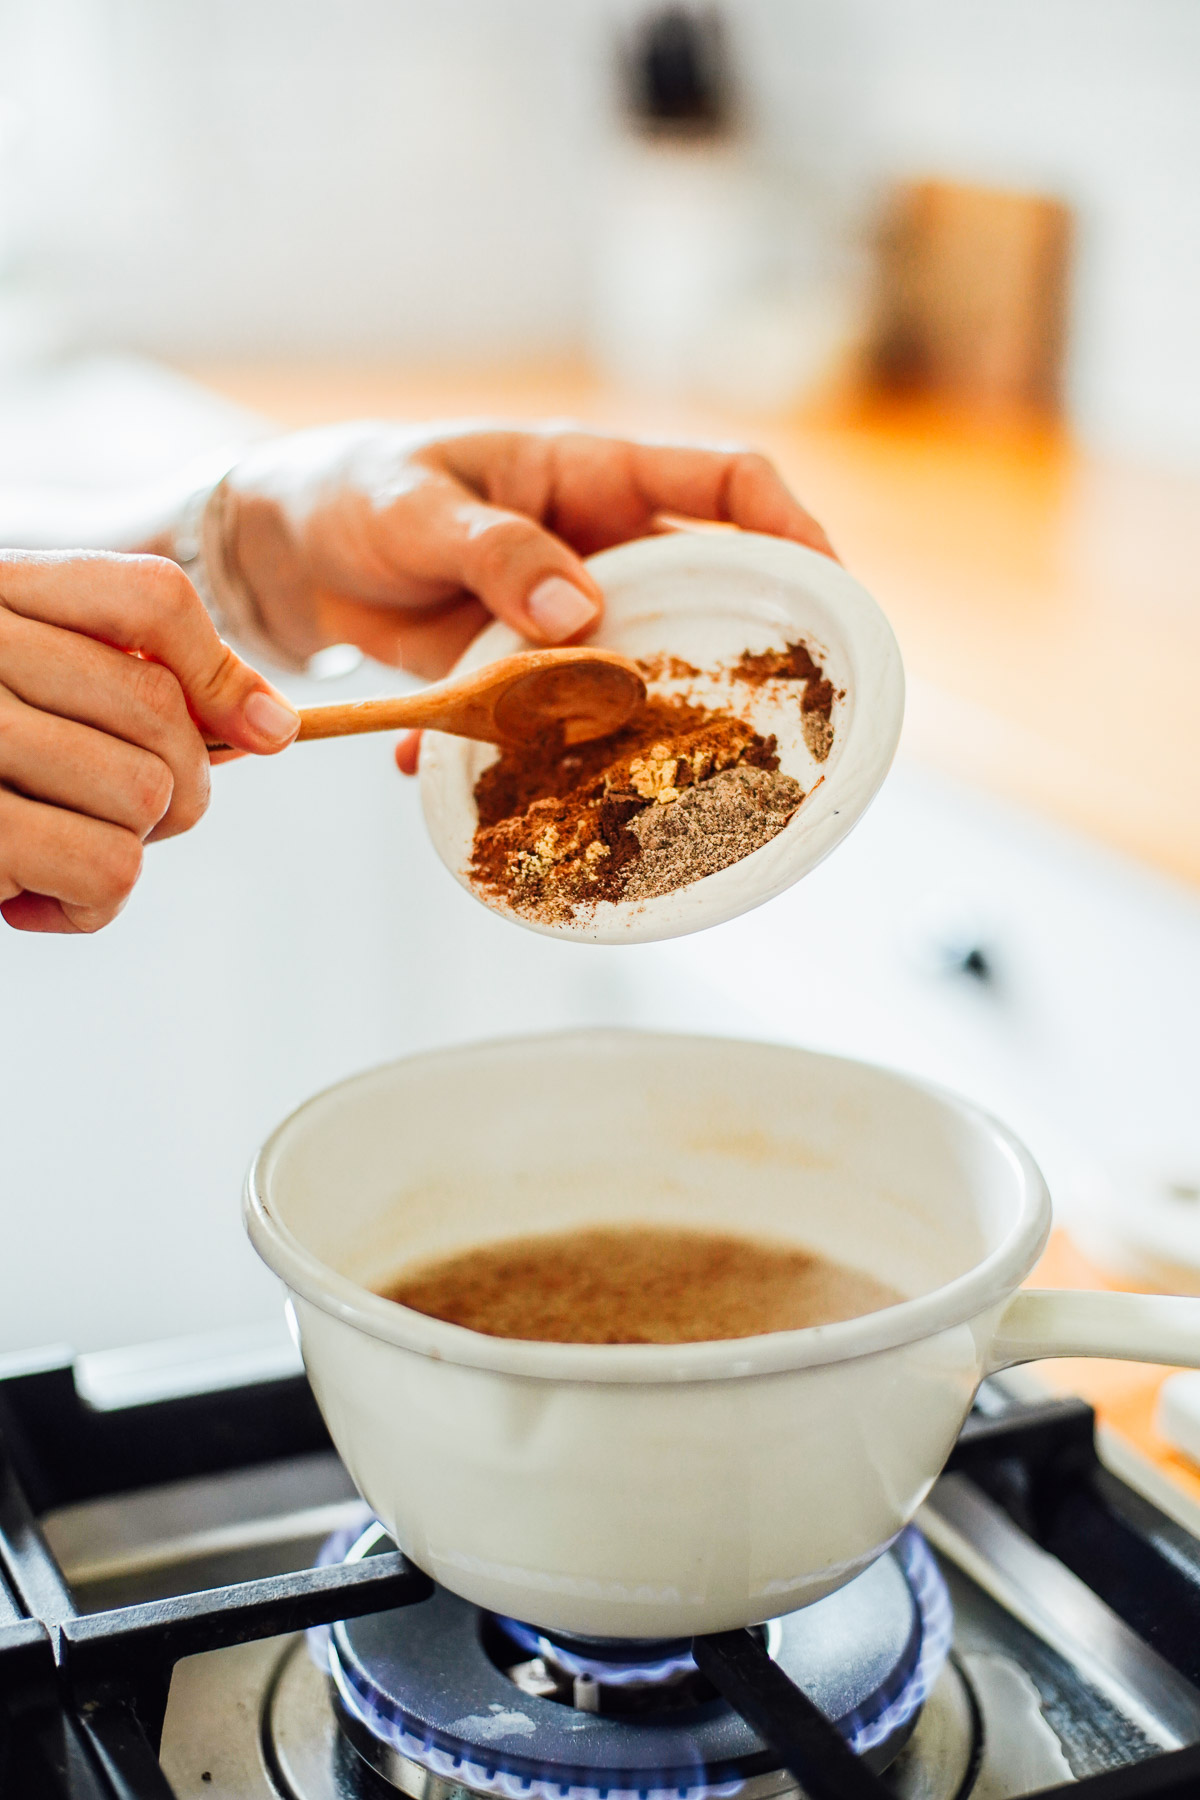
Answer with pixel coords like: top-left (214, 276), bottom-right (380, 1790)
top-left (527, 576), bottom-right (599, 643)
top-left (244, 689), bottom-right (300, 747)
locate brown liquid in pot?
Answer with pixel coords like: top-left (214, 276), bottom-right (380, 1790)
top-left (377, 1225), bottom-right (903, 1345)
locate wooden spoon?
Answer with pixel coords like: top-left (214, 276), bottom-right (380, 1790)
top-left (208, 648), bottom-right (647, 756)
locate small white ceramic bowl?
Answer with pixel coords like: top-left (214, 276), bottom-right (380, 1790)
top-left (419, 531), bottom-right (905, 944)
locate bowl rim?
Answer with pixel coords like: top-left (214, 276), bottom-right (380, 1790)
top-left (417, 531), bottom-right (905, 945)
top-left (243, 1030), bottom-right (1051, 1383)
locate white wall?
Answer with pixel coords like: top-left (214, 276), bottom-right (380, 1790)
top-left (0, 0), bottom-right (606, 362)
top-left (1, 1), bottom-right (1198, 451)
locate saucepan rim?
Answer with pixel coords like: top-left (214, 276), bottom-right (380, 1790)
top-left (243, 1030), bottom-right (1051, 1384)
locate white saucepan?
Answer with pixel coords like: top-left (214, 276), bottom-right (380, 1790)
top-left (245, 1031), bottom-right (1200, 1639)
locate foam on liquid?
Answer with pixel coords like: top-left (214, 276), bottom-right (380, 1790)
top-left (378, 1224), bottom-right (903, 1345)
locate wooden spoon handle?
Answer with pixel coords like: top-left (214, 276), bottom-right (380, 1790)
top-left (206, 692), bottom-right (458, 755)
top-left (294, 695), bottom-right (430, 740)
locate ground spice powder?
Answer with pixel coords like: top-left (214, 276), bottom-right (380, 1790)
top-left (731, 638), bottom-right (838, 762)
top-left (469, 638), bottom-right (839, 924)
top-left (469, 694), bottom-right (801, 922)
top-left (624, 764), bottom-right (802, 902)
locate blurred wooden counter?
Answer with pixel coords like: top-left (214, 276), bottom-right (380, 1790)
top-left (186, 362), bottom-right (1200, 890)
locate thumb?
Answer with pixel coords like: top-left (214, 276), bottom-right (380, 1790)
top-left (422, 492), bottom-right (604, 645)
top-left (187, 634), bottom-right (301, 755)
top-left (132, 563), bottom-right (300, 753)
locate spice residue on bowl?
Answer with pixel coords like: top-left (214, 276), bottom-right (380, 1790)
top-left (467, 637), bottom-right (836, 923)
top-left (730, 639), bottom-right (838, 762)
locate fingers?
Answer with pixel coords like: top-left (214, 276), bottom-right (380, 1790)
top-left (708, 447), bottom-right (837, 558)
top-left (0, 607), bottom-right (210, 839)
top-left (345, 462), bottom-right (603, 649)
top-left (436, 497), bottom-right (606, 645)
top-left (0, 551), bottom-right (300, 754)
top-left (0, 684), bottom-right (174, 838)
top-left (425, 442), bottom-right (830, 638)
top-left (0, 785), bottom-right (143, 934)
top-left (437, 428), bottom-right (835, 561)
top-left (0, 891), bottom-right (83, 933)
top-left (0, 547), bottom-right (304, 936)
top-left (395, 730), bottom-right (421, 776)
top-left (564, 439), bottom-right (836, 560)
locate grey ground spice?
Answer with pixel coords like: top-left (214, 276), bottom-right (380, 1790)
top-left (801, 711), bottom-right (834, 763)
top-left (623, 764), bottom-right (804, 902)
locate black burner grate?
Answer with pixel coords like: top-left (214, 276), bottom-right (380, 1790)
top-left (3, 1354), bottom-right (1200, 1797)
top-left (0, 1358), bottom-right (431, 1796)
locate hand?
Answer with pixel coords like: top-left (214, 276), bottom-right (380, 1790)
top-left (0, 551), bottom-right (300, 934)
top-left (219, 423), bottom-right (836, 745)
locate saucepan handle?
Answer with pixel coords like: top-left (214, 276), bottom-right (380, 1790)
top-left (988, 1288), bottom-right (1200, 1374)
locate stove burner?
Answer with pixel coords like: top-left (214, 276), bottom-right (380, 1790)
top-left (316, 1524), bottom-right (951, 1799)
top-left (491, 1616), bottom-right (732, 1715)
top-left (496, 1617), bottom-right (703, 1690)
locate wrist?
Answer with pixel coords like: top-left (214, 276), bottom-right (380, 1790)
top-left (170, 459), bottom-right (317, 673)
top-left (219, 484), bottom-right (328, 671)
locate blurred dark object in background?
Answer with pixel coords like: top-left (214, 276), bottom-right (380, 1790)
top-left (870, 179), bottom-right (1073, 417)
top-left (619, 5), bottom-right (733, 138)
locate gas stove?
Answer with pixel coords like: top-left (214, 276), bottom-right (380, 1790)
top-left (3, 1348), bottom-right (1200, 1798)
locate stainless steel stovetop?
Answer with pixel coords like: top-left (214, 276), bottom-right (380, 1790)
top-left (6, 1350), bottom-right (1200, 1799)
top-left (148, 1474), bottom-right (1200, 1799)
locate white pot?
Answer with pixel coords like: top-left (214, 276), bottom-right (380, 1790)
top-left (245, 1031), bottom-right (1200, 1639)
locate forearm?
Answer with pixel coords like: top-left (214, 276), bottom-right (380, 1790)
top-left (0, 476), bottom-right (198, 556)
top-left (0, 439), bottom-right (313, 663)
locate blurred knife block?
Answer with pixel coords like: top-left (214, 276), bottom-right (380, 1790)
top-left (869, 179), bottom-right (1072, 415)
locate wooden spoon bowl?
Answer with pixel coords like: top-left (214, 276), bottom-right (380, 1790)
top-left (488, 652), bottom-right (647, 746)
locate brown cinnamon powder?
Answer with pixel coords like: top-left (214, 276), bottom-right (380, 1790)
top-left (636, 653), bottom-right (701, 682)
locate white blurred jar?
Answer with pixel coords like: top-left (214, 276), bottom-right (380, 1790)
top-left (587, 132), bottom-right (867, 411)
top-left (588, 134), bottom-right (764, 395)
